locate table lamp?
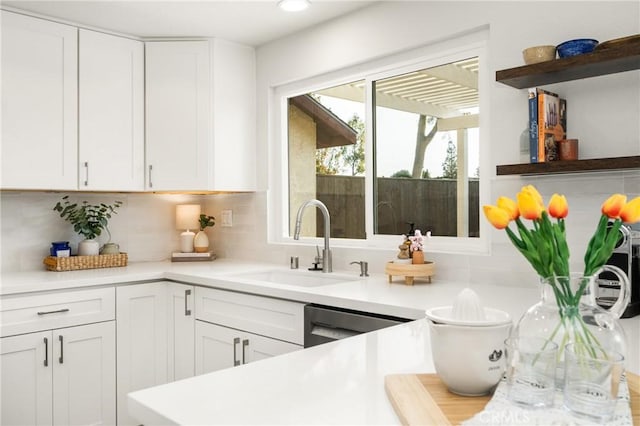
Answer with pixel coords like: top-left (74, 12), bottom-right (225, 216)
top-left (176, 204), bottom-right (201, 253)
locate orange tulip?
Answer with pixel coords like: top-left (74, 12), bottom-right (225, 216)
top-left (483, 205), bottom-right (511, 229)
top-left (601, 194), bottom-right (627, 219)
top-left (517, 189), bottom-right (543, 220)
top-left (497, 196), bottom-right (519, 221)
top-left (548, 194), bottom-right (568, 219)
top-left (620, 196), bottom-right (640, 223)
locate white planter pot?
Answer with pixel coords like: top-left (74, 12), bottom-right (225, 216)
top-left (194, 231), bottom-right (209, 253)
top-left (78, 239), bottom-right (100, 256)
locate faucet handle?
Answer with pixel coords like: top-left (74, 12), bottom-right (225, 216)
top-left (350, 261), bottom-right (369, 277)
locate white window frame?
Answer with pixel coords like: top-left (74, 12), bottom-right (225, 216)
top-left (268, 30), bottom-right (491, 255)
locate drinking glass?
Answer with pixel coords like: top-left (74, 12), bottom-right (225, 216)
top-left (563, 343), bottom-right (624, 422)
top-left (505, 337), bottom-right (558, 408)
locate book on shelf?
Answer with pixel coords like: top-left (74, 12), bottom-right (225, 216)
top-left (527, 88), bottom-right (538, 163)
top-left (529, 88), bottom-right (566, 163)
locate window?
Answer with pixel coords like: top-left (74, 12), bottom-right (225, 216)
top-left (273, 37), bottom-right (488, 254)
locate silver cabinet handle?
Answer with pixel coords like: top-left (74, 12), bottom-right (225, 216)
top-left (37, 308), bottom-right (69, 316)
top-left (148, 165), bottom-right (153, 188)
top-left (43, 337), bottom-right (48, 367)
top-left (184, 289), bottom-right (192, 316)
top-left (58, 335), bottom-right (63, 364)
top-left (83, 161), bottom-right (89, 186)
top-left (242, 339), bottom-right (249, 365)
top-left (233, 337), bottom-right (240, 366)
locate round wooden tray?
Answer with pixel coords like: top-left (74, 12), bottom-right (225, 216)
top-left (385, 260), bottom-right (435, 285)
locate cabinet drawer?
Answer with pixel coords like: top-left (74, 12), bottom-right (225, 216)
top-left (195, 287), bottom-right (304, 345)
top-left (1, 287), bottom-right (115, 337)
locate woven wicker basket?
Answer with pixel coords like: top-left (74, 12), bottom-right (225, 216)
top-left (43, 253), bottom-right (128, 272)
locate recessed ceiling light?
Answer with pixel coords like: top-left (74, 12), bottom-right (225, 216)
top-left (278, 0), bottom-right (310, 12)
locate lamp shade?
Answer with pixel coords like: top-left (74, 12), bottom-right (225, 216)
top-left (176, 204), bottom-right (201, 230)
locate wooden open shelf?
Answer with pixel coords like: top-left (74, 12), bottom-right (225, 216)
top-left (496, 43), bottom-right (640, 89)
top-left (496, 42), bottom-right (640, 176)
top-left (496, 156), bottom-right (640, 176)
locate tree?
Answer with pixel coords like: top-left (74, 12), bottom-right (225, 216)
top-left (391, 169), bottom-right (412, 178)
top-left (340, 114), bottom-right (365, 176)
top-left (421, 169), bottom-right (431, 179)
top-left (411, 115), bottom-right (438, 178)
top-left (441, 140), bottom-right (457, 179)
top-left (315, 147), bottom-right (341, 175)
top-left (315, 110), bottom-right (365, 176)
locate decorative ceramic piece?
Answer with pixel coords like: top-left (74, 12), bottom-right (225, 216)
top-left (50, 241), bottom-right (70, 256)
top-left (194, 231), bottom-right (209, 253)
top-left (411, 250), bottom-right (424, 265)
top-left (556, 38), bottom-right (599, 58)
top-left (78, 239), bottom-right (100, 256)
top-left (101, 242), bottom-right (120, 255)
top-left (522, 45), bottom-right (556, 64)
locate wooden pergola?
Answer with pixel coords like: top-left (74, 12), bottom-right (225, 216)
top-left (314, 57), bottom-right (480, 237)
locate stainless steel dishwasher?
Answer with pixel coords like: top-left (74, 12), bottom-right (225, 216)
top-left (303, 304), bottom-right (411, 348)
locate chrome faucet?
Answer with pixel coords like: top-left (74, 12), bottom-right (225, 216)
top-left (293, 199), bottom-right (332, 273)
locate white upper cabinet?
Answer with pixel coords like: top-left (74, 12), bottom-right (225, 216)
top-left (145, 41), bottom-right (211, 191)
top-left (146, 39), bottom-right (256, 192)
top-left (210, 38), bottom-right (256, 191)
top-left (1, 11), bottom-right (78, 190)
top-left (79, 29), bottom-right (144, 191)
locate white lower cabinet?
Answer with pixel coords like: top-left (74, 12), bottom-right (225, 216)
top-left (195, 321), bottom-right (301, 375)
top-left (116, 281), bottom-right (195, 425)
top-left (167, 282), bottom-right (195, 381)
top-left (0, 322), bottom-right (116, 426)
top-left (194, 286), bottom-right (304, 375)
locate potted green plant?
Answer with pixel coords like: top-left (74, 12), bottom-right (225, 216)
top-left (53, 196), bottom-right (122, 256)
top-left (194, 214), bottom-right (215, 253)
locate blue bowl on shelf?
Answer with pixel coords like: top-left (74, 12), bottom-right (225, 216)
top-left (556, 38), bottom-right (599, 58)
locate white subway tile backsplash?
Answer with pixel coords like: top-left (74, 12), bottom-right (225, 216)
top-left (2, 172), bottom-right (639, 277)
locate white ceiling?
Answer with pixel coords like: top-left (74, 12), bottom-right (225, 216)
top-left (2, 0), bottom-right (377, 46)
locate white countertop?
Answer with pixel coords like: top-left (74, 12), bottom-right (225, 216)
top-left (129, 319), bottom-right (433, 426)
top-left (3, 259), bottom-right (639, 425)
top-left (0, 258), bottom-right (541, 320)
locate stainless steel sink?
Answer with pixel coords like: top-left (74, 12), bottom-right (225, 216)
top-left (226, 270), bottom-right (360, 287)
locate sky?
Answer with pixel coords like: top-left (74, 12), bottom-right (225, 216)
top-left (316, 95), bottom-right (480, 178)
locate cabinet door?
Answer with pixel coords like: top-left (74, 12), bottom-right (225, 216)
top-left (145, 41), bottom-right (210, 191)
top-left (116, 283), bottom-right (168, 426)
top-left (195, 321), bottom-right (239, 375)
top-left (167, 283), bottom-right (195, 381)
top-left (79, 29), bottom-right (144, 191)
top-left (210, 39), bottom-right (256, 191)
top-left (52, 321), bottom-right (116, 426)
top-left (0, 331), bottom-right (53, 426)
top-left (241, 331), bottom-right (302, 365)
top-left (1, 11), bottom-right (78, 190)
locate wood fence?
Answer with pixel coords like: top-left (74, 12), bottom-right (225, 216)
top-left (315, 175), bottom-right (479, 239)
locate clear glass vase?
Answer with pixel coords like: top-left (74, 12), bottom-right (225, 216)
top-left (510, 265), bottom-right (631, 388)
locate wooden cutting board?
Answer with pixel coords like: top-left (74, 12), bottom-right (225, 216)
top-left (385, 372), bottom-right (640, 426)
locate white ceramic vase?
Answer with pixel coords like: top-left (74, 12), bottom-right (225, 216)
top-left (194, 231), bottom-right (209, 253)
top-left (78, 239), bottom-right (100, 256)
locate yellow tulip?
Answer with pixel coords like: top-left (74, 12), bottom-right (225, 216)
top-left (483, 205), bottom-right (511, 229)
top-left (521, 185), bottom-right (544, 209)
top-left (620, 196), bottom-right (640, 223)
top-left (497, 196), bottom-right (519, 221)
top-left (548, 194), bottom-right (568, 219)
top-left (601, 194), bottom-right (627, 219)
top-left (517, 189), bottom-right (543, 220)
